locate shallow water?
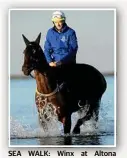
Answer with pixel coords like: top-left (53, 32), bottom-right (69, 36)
top-left (10, 76), bottom-right (115, 146)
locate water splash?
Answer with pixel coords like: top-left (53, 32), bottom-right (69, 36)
top-left (10, 116), bottom-right (64, 139)
top-left (10, 100), bottom-right (114, 139)
top-left (10, 109), bottom-right (113, 140)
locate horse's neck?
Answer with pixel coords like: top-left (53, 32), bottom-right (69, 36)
top-left (34, 70), bottom-right (56, 94)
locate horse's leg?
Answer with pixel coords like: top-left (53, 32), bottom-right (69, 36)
top-left (62, 114), bottom-right (71, 134)
top-left (72, 99), bottom-right (101, 134)
top-left (38, 115), bottom-right (48, 132)
top-left (72, 107), bottom-right (93, 134)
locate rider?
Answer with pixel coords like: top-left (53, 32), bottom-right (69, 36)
top-left (44, 10), bottom-right (78, 67)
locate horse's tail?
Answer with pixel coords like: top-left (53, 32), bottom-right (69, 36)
top-left (98, 72), bottom-right (107, 97)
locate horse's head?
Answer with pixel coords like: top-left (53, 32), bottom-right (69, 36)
top-left (22, 33), bottom-right (48, 76)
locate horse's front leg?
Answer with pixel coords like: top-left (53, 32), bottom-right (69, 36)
top-left (61, 114), bottom-right (71, 134)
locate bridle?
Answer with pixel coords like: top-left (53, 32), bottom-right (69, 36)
top-left (30, 72), bottom-right (36, 79)
top-left (24, 47), bottom-right (66, 100)
top-left (30, 73), bottom-right (35, 79)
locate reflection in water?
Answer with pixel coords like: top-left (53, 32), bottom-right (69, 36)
top-left (64, 136), bottom-right (72, 145)
top-left (72, 135), bottom-right (100, 145)
top-left (38, 135), bottom-right (100, 145)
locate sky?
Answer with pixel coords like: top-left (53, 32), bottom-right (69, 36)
top-left (10, 9), bottom-right (115, 75)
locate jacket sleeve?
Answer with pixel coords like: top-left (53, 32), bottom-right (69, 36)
top-left (60, 30), bottom-right (78, 64)
top-left (44, 30), bottom-right (53, 63)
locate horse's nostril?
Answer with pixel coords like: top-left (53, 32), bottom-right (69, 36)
top-left (22, 66), bottom-right (25, 71)
top-left (22, 65), bottom-right (30, 76)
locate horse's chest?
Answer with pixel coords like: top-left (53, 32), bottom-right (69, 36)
top-left (35, 93), bottom-right (66, 122)
top-left (35, 93), bottom-right (46, 109)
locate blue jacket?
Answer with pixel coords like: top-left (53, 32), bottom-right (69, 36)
top-left (44, 23), bottom-right (78, 64)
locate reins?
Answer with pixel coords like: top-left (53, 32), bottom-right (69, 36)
top-left (30, 73), bottom-right (35, 79)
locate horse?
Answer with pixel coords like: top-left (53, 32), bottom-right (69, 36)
top-left (22, 33), bottom-right (107, 134)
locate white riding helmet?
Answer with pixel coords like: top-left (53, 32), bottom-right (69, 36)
top-left (51, 10), bottom-right (66, 22)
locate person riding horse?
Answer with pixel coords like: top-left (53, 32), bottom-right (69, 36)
top-left (22, 11), bottom-right (107, 134)
top-left (22, 33), bottom-right (107, 134)
top-left (44, 10), bottom-right (78, 67)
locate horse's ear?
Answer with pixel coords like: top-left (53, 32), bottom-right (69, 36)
top-left (35, 32), bottom-right (41, 44)
top-left (22, 34), bottom-right (30, 46)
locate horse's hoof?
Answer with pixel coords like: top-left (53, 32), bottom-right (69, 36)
top-left (72, 127), bottom-right (80, 134)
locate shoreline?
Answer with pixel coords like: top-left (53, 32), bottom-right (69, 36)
top-left (10, 72), bottom-right (114, 79)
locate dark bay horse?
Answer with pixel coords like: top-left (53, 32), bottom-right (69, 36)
top-left (22, 33), bottom-right (107, 134)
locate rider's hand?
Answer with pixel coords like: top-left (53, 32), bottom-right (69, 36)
top-left (49, 62), bottom-right (56, 67)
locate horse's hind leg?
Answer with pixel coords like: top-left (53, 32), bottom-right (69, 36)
top-left (72, 99), bottom-right (100, 134)
top-left (72, 109), bottom-right (93, 134)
